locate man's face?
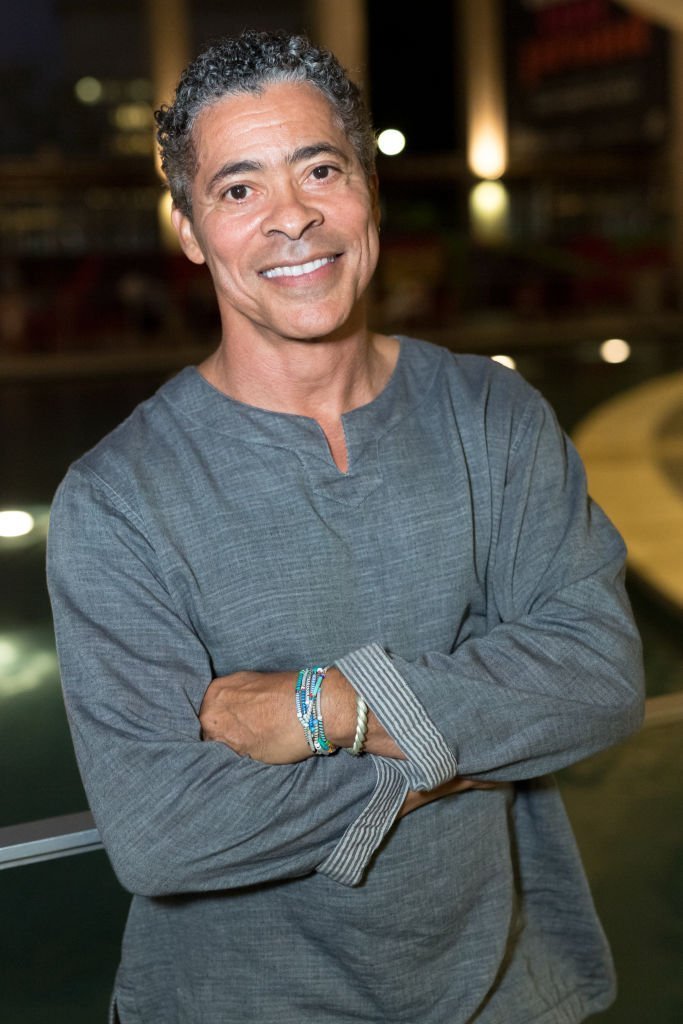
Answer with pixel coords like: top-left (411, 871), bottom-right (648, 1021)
top-left (172, 81), bottom-right (380, 347)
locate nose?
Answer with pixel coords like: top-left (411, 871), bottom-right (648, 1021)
top-left (261, 183), bottom-right (323, 240)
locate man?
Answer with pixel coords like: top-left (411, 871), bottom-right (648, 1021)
top-left (48, 29), bottom-right (644, 1024)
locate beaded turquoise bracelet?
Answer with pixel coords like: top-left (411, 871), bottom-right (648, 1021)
top-left (295, 666), bottom-right (336, 755)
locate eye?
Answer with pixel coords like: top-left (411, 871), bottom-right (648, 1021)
top-left (223, 184), bottom-right (250, 201)
top-left (310, 165), bottom-right (336, 181)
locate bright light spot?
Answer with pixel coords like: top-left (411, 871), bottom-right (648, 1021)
top-left (469, 126), bottom-right (507, 179)
top-left (469, 180), bottom-right (510, 244)
top-left (471, 180), bottom-right (507, 217)
top-left (491, 354), bottom-right (517, 371)
top-left (0, 505), bottom-right (49, 548)
top-left (377, 128), bottom-right (406, 156)
top-left (75, 76), bottom-right (103, 104)
top-left (0, 510), bottom-right (35, 538)
top-left (600, 338), bottom-right (631, 364)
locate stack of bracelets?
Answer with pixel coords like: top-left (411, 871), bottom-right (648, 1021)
top-left (295, 666), bottom-right (368, 757)
top-left (296, 666), bottom-right (336, 755)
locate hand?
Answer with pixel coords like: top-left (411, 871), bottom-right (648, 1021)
top-left (398, 777), bottom-right (502, 818)
top-left (199, 670), bottom-right (312, 764)
top-left (199, 666), bottom-right (407, 765)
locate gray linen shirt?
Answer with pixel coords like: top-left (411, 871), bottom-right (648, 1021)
top-left (47, 337), bottom-right (644, 1023)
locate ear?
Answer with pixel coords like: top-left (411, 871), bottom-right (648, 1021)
top-left (171, 207), bottom-right (206, 266)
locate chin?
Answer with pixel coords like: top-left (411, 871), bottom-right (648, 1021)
top-left (280, 315), bottom-right (355, 344)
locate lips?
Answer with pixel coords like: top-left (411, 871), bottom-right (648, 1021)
top-left (260, 255), bottom-right (337, 279)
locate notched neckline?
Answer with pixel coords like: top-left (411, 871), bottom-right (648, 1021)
top-left (162, 336), bottom-right (445, 482)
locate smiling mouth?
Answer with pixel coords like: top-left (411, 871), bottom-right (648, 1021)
top-left (260, 256), bottom-right (337, 279)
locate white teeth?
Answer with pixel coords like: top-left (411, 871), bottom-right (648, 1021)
top-left (262, 256), bottom-right (334, 279)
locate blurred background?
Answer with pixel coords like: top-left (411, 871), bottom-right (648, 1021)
top-left (0, 1), bottom-right (681, 1021)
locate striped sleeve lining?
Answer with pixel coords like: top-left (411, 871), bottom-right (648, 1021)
top-left (336, 642), bottom-right (458, 790)
top-left (318, 756), bottom-right (409, 886)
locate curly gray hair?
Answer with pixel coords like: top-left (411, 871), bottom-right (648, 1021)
top-left (155, 29), bottom-right (376, 219)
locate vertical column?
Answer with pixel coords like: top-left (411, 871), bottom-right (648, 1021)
top-left (458, 0), bottom-right (509, 243)
top-left (458, 0), bottom-right (507, 180)
top-left (146, 0), bottom-right (192, 248)
top-left (146, 0), bottom-right (192, 116)
top-left (308, 0), bottom-right (368, 89)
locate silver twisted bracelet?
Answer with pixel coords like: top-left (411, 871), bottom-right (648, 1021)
top-left (344, 694), bottom-right (368, 756)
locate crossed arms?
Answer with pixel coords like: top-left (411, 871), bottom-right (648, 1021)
top-left (47, 381), bottom-right (644, 896)
top-left (199, 667), bottom-right (493, 816)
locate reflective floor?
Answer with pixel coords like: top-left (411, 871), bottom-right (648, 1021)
top-left (1, 334), bottom-right (682, 1021)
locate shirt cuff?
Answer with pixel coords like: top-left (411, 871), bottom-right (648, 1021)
top-left (317, 755), bottom-right (409, 886)
top-left (335, 641), bottom-right (458, 790)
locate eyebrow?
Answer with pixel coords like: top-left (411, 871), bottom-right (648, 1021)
top-left (206, 160), bottom-right (263, 194)
top-left (288, 143), bottom-right (349, 165)
top-left (205, 143), bottom-right (350, 195)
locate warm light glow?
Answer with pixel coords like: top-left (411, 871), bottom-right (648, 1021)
top-left (468, 126), bottom-right (507, 180)
top-left (158, 191), bottom-right (180, 252)
top-left (600, 338), bottom-right (631, 364)
top-left (471, 180), bottom-right (507, 217)
top-left (113, 102), bottom-right (153, 131)
top-left (469, 180), bottom-right (510, 244)
top-left (0, 510), bottom-right (35, 538)
top-left (377, 129), bottom-right (406, 156)
top-left (491, 354), bottom-right (517, 371)
top-left (463, 1), bottom-right (508, 180)
top-left (75, 76), bottom-right (103, 105)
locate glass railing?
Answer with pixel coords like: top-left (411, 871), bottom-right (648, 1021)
top-left (0, 811), bottom-right (101, 870)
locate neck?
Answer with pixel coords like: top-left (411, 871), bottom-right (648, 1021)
top-left (199, 319), bottom-right (399, 473)
top-left (200, 322), bottom-right (397, 423)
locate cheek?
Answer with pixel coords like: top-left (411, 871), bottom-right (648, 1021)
top-left (204, 213), bottom-right (257, 259)
top-left (363, 218), bottom-right (380, 273)
top-left (204, 234), bottom-right (250, 283)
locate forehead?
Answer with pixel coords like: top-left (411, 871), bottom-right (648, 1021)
top-left (191, 81), bottom-right (353, 169)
